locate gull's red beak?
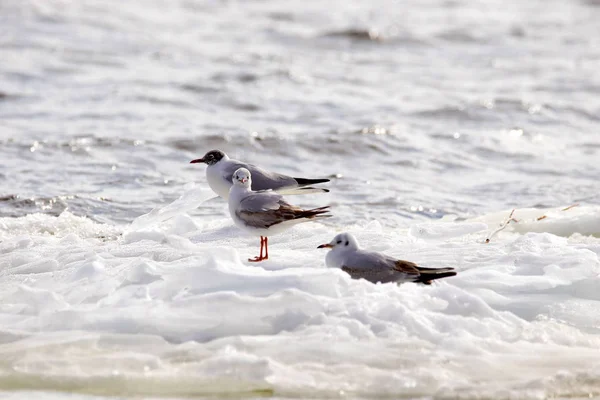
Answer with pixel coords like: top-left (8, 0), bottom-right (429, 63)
top-left (190, 157), bottom-right (205, 164)
top-left (241, 178), bottom-right (248, 184)
top-left (317, 243), bottom-right (332, 249)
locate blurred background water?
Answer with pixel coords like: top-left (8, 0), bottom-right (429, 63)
top-left (2, 0), bottom-right (599, 227)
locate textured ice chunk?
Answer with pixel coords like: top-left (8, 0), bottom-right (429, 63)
top-left (0, 211), bottom-right (599, 398)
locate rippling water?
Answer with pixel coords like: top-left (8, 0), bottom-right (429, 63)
top-left (3, 0), bottom-right (599, 225)
top-left (2, 0), bottom-right (600, 399)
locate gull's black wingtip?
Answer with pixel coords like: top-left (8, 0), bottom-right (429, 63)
top-left (294, 177), bottom-right (330, 186)
top-left (297, 187), bottom-right (329, 193)
top-left (418, 271), bottom-right (457, 285)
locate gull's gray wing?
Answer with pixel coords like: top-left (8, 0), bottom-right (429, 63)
top-left (235, 192), bottom-right (295, 229)
top-left (222, 161), bottom-right (296, 191)
top-left (340, 251), bottom-right (420, 284)
top-left (238, 192), bottom-right (285, 213)
top-left (235, 192), bottom-right (330, 230)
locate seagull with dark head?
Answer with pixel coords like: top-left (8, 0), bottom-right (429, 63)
top-left (229, 168), bottom-right (331, 262)
top-left (318, 232), bottom-right (457, 285)
top-left (190, 149), bottom-right (330, 199)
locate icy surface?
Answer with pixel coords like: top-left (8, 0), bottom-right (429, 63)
top-left (1, 205), bottom-right (599, 399)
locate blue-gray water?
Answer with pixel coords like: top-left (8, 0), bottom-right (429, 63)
top-left (3, 0), bottom-right (599, 226)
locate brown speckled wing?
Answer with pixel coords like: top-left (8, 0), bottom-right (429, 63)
top-left (236, 200), bottom-right (302, 229)
top-left (392, 260), bottom-right (420, 275)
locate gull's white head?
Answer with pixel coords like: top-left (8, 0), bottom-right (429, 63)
top-left (317, 232), bottom-right (359, 252)
top-left (232, 167), bottom-right (252, 188)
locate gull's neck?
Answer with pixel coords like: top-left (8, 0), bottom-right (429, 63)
top-left (208, 155), bottom-right (230, 170)
top-left (228, 184), bottom-right (252, 219)
top-left (336, 246), bottom-right (357, 256)
top-left (229, 183), bottom-right (251, 200)
top-left (218, 154), bottom-right (230, 165)
top-left (326, 247), bottom-right (353, 269)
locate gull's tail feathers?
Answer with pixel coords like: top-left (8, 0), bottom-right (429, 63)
top-left (296, 206), bottom-right (332, 220)
top-left (416, 268), bottom-right (457, 285)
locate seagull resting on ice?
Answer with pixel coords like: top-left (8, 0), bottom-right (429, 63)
top-left (318, 232), bottom-right (456, 285)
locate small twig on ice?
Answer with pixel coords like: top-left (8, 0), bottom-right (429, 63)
top-left (485, 203), bottom-right (581, 243)
top-left (485, 209), bottom-right (518, 243)
top-left (535, 203), bottom-right (579, 221)
top-left (561, 203), bottom-right (579, 212)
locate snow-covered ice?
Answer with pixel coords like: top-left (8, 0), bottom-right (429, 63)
top-left (1, 199), bottom-right (599, 399)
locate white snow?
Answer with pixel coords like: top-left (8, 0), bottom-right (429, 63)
top-left (1, 200), bottom-right (600, 398)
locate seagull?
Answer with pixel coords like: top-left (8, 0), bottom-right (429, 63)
top-left (229, 167), bottom-right (331, 262)
top-left (190, 149), bottom-right (330, 199)
top-left (317, 232), bottom-right (456, 285)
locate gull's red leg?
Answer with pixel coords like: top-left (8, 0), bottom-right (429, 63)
top-left (264, 237), bottom-right (269, 260)
top-left (249, 236), bottom-right (265, 262)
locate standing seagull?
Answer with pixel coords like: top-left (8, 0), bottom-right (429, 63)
top-left (229, 168), bottom-right (331, 262)
top-left (318, 233), bottom-right (456, 285)
top-left (190, 150), bottom-right (330, 199)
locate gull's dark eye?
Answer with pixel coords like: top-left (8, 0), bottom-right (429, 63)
top-left (336, 240), bottom-right (342, 244)
top-left (345, 241), bottom-right (349, 246)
